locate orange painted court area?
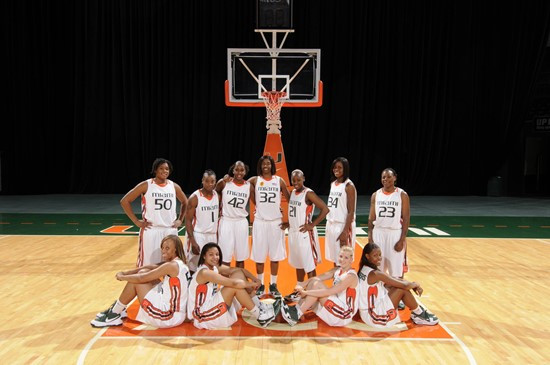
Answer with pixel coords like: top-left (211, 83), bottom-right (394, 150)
top-left (103, 237), bottom-right (451, 340)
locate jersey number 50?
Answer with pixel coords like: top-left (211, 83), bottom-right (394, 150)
top-left (154, 198), bottom-right (172, 210)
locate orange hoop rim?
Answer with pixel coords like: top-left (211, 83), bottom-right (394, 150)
top-left (225, 80), bottom-right (323, 107)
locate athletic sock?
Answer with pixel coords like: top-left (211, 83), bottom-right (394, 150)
top-left (249, 305), bottom-right (261, 319)
top-left (411, 306), bottom-right (423, 315)
top-left (296, 305), bottom-right (304, 319)
top-left (296, 281), bottom-right (304, 288)
top-left (257, 273), bottom-right (264, 282)
top-left (112, 300), bottom-right (127, 314)
top-left (270, 274), bottom-right (277, 284)
top-left (251, 295), bottom-right (261, 307)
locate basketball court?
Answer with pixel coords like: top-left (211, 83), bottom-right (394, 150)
top-left (3, 1), bottom-right (550, 364)
top-left (1, 199), bottom-right (549, 364)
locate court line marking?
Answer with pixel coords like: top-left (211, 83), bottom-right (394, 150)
top-left (439, 322), bottom-right (477, 365)
top-left (79, 298), bottom-right (137, 364)
top-left (96, 335), bottom-right (455, 342)
top-left (417, 298), bottom-right (476, 365)
top-left (409, 228), bottom-right (431, 236)
top-left (0, 235), bottom-right (11, 241)
top-left (77, 327), bottom-right (107, 365)
top-left (423, 227), bottom-right (450, 236)
top-left (536, 239), bottom-right (550, 245)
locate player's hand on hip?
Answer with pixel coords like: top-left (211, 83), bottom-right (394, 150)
top-left (136, 219), bottom-right (152, 230)
top-left (172, 219), bottom-right (183, 228)
top-left (299, 223), bottom-right (314, 232)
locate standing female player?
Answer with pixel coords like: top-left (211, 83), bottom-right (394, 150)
top-left (357, 242), bottom-right (439, 327)
top-left (216, 161), bottom-right (252, 268)
top-left (120, 158), bottom-right (187, 267)
top-left (325, 157), bottom-right (357, 266)
top-left (367, 168), bottom-right (410, 278)
top-left (283, 169), bottom-right (330, 302)
top-left (188, 243), bottom-right (280, 329)
top-left (91, 235), bottom-right (191, 328)
top-left (185, 169), bottom-right (219, 272)
top-left (248, 155), bottom-right (290, 297)
top-left (281, 246), bottom-right (358, 327)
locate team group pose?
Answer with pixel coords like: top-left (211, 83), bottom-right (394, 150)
top-left (93, 156), bottom-right (438, 330)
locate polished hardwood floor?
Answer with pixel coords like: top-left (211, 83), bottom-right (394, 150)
top-left (1, 234), bottom-right (548, 364)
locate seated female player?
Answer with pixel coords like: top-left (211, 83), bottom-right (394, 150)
top-left (281, 246), bottom-right (358, 327)
top-left (357, 242), bottom-right (439, 327)
top-left (91, 235), bottom-right (190, 328)
top-left (188, 243), bottom-right (280, 329)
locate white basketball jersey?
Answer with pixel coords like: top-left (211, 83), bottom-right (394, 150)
top-left (138, 259), bottom-right (190, 326)
top-left (255, 176), bottom-right (282, 221)
top-left (327, 179), bottom-right (356, 223)
top-left (373, 188), bottom-right (404, 229)
top-left (190, 189), bottom-right (219, 234)
top-left (288, 188), bottom-right (314, 232)
top-left (358, 265), bottom-right (388, 310)
top-left (332, 268), bottom-right (358, 305)
top-left (142, 179), bottom-right (177, 227)
top-left (188, 265), bottom-right (220, 318)
top-left (157, 259), bottom-right (190, 311)
top-left (357, 265), bottom-right (400, 326)
top-left (221, 181), bottom-right (250, 218)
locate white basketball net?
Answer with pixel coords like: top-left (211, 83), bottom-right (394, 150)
top-left (262, 91), bottom-right (287, 133)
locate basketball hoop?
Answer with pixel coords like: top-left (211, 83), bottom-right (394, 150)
top-left (262, 90), bottom-right (287, 134)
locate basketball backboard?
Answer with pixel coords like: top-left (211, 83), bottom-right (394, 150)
top-left (225, 48), bottom-right (322, 107)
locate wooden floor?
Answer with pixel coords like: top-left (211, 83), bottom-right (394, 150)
top-left (1, 234), bottom-right (549, 364)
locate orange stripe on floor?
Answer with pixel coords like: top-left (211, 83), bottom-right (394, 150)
top-left (101, 225), bottom-right (134, 234)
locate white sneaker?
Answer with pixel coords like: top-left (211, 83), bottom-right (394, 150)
top-left (281, 302), bottom-right (302, 326)
top-left (90, 309), bottom-right (123, 328)
top-left (257, 303), bottom-right (276, 328)
top-left (411, 308), bottom-right (439, 326)
top-left (96, 301), bottom-right (127, 319)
